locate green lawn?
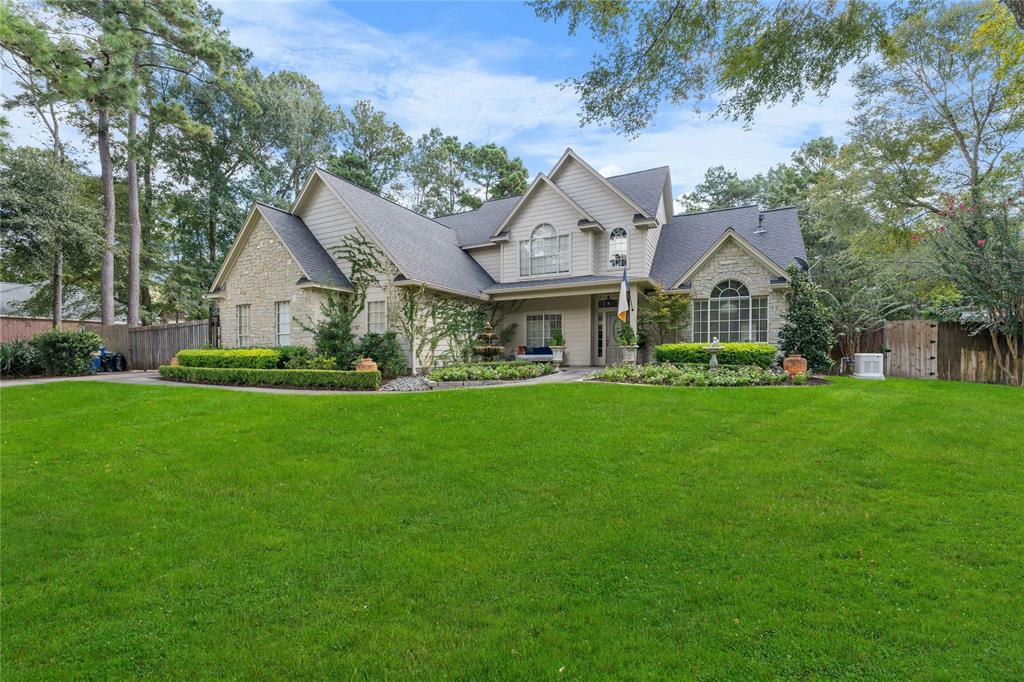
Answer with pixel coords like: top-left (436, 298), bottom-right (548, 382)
top-left (2, 378), bottom-right (1022, 679)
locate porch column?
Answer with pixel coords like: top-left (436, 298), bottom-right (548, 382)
top-left (629, 283), bottom-right (639, 333)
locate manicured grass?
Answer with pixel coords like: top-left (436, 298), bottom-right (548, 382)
top-left (2, 378), bottom-right (1022, 679)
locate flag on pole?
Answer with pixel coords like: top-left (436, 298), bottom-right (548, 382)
top-left (617, 268), bottom-right (631, 323)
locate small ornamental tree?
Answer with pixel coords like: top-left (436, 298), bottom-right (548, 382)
top-left (778, 264), bottom-right (835, 372)
top-left (929, 195), bottom-right (1023, 385)
top-left (639, 284), bottom-right (691, 347)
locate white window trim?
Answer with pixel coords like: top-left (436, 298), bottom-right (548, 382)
top-left (366, 299), bottom-right (387, 334)
top-left (524, 311), bottom-right (564, 348)
top-left (691, 290), bottom-right (770, 343)
top-left (519, 225), bottom-right (572, 279)
top-left (235, 304), bottom-right (252, 348)
top-left (275, 300), bottom-right (291, 346)
top-left (608, 227), bottom-right (628, 269)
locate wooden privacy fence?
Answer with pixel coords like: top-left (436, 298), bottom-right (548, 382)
top-left (840, 320), bottom-right (1022, 385)
top-left (96, 320), bottom-right (215, 370)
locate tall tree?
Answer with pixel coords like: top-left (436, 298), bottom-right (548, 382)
top-left (466, 143), bottom-right (529, 200)
top-left (0, 146), bottom-right (101, 326)
top-left (325, 150), bottom-right (379, 192)
top-left (338, 100), bottom-right (412, 198)
top-left (407, 128), bottom-right (476, 217)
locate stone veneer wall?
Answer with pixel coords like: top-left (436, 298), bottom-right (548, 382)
top-left (687, 239), bottom-right (788, 344)
top-left (219, 217), bottom-right (323, 349)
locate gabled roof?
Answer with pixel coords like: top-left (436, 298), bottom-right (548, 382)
top-left (435, 195), bottom-right (520, 247)
top-left (488, 173), bottom-right (596, 239)
top-left (315, 170), bottom-right (494, 299)
top-left (210, 203), bottom-right (351, 292)
top-left (549, 148), bottom-right (650, 217)
top-left (606, 166), bottom-right (670, 218)
top-left (650, 206), bottom-right (807, 289)
top-left (434, 165), bottom-right (671, 244)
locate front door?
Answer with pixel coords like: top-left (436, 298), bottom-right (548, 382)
top-left (604, 311), bottom-right (623, 365)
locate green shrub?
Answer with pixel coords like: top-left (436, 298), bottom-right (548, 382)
top-left (593, 363), bottom-right (786, 387)
top-left (176, 348), bottom-right (280, 369)
top-left (273, 345), bottom-right (310, 368)
top-left (654, 342), bottom-right (777, 368)
top-left (30, 329), bottom-right (103, 376)
top-left (617, 324), bottom-right (637, 346)
top-left (357, 332), bottom-right (407, 378)
top-left (0, 339), bottom-right (42, 377)
top-left (158, 365), bottom-right (380, 390)
top-left (285, 353), bottom-right (337, 370)
top-left (429, 361), bottom-right (553, 382)
top-left (549, 328), bottom-right (565, 346)
top-left (792, 372), bottom-right (808, 385)
top-left (778, 264), bottom-right (835, 372)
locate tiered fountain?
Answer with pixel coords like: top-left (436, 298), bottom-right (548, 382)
top-left (473, 323), bottom-right (504, 362)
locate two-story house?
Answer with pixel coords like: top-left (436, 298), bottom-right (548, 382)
top-left (207, 149), bottom-right (807, 369)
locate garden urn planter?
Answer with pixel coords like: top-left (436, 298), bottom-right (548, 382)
top-left (550, 345), bottom-right (565, 367)
top-left (355, 357), bottom-right (378, 373)
top-left (783, 354), bottom-right (808, 377)
top-left (620, 344), bottom-right (639, 365)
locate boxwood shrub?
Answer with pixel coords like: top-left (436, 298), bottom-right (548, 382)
top-left (31, 329), bottom-right (103, 376)
top-left (159, 365), bottom-right (380, 390)
top-left (654, 342), bottom-right (777, 368)
top-left (176, 348), bottom-right (280, 369)
top-left (428, 361), bottom-right (553, 382)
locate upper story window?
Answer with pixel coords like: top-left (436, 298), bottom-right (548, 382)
top-left (608, 227), bottom-right (627, 268)
top-left (520, 223), bottom-right (569, 277)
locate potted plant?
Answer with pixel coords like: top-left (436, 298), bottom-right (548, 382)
top-left (549, 328), bottom-right (566, 367)
top-left (782, 353), bottom-right (808, 377)
top-left (617, 324), bottom-right (639, 364)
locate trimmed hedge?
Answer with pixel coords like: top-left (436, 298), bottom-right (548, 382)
top-left (428, 361), bottom-right (553, 382)
top-left (593, 363), bottom-right (787, 387)
top-left (654, 342), bottom-right (777, 368)
top-left (176, 348), bottom-right (280, 369)
top-left (159, 365), bottom-right (380, 390)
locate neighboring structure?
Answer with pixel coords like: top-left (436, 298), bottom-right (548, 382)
top-left (208, 149), bottom-right (807, 368)
top-left (0, 282), bottom-right (105, 342)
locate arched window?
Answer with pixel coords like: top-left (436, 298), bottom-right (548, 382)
top-left (520, 223), bottom-right (569, 276)
top-left (608, 227), bottom-right (628, 267)
top-left (692, 279), bottom-right (769, 343)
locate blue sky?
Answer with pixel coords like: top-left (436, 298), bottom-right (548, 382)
top-left (3, 0), bottom-right (858, 200)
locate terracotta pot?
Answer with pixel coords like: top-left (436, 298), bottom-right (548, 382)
top-left (355, 357), bottom-right (378, 372)
top-left (783, 354), bottom-right (808, 376)
top-left (169, 355), bottom-right (179, 366)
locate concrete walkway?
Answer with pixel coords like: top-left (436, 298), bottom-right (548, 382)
top-left (1, 367), bottom-right (598, 396)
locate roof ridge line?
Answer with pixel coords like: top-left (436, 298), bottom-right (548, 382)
top-left (314, 166), bottom-right (458, 234)
top-left (253, 200), bottom-right (295, 215)
top-left (672, 204), bottom-right (760, 218)
top-left (760, 205), bottom-right (798, 212)
top-left (607, 165), bottom-right (670, 179)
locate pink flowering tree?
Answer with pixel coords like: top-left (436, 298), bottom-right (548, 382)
top-left (929, 194), bottom-right (1024, 385)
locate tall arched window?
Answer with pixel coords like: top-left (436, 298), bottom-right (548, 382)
top-left (692, 279), bottom-right (769, 343)
top-left (608, 227), bottom-right (627, 267)
top-left (520, 223), bottom-right (569, 276)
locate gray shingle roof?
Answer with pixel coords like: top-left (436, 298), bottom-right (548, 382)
top-left (255, 203), bottom-right (352, 290)
top-left (434, 195), bottom-right (521, 246)
top-left (317, 171), bottom-right (495, 298)
top-left (434, 166), bottom-right (670, 246)
top-left (650, 205), bottom-right (807, 288)
top-left (484, 274), bottom-right (622, 292)
top-left (607, 166), bottom-right (669, 217)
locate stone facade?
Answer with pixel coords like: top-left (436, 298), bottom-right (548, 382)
top-left (218, 217), bottom-right (323, 349)
top-left (686, 238), bottom-right (788, 343)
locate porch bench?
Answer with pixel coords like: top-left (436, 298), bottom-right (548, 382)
top-left (515, 346), bottom-right (553, 363)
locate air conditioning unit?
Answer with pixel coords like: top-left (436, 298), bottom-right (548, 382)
top-left (852, 353), bottom-right (885, 380)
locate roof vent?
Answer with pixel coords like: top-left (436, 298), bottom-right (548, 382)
top-left (753, 213), bottom-right (767, 234)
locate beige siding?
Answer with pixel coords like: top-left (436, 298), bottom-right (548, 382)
top-left (508, 295), bottom-right (592, 366)
top-left (219, 217), bottom-right (324, 349)
top-left (501, 182), bottom-right (586, 282)
top-left (467, 246), bottom-right (501, 280)
top-left (295, 178), bottom-right (362, 279)
top-left (550, 158), bottom-right (647, 277)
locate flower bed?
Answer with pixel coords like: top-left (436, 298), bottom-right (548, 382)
top-left (428, 361), bottom-right (554, 382)
top-left (592, 363), bottom-right (791, 387)
top-left (654, 342), bottom-right (777, 368)
top-left (159, 365), bottom-right (380, 390)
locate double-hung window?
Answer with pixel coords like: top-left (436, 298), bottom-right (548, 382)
top-left (236, 304), bottom-right (252, 347)
top-left (525, 313), bottom-right (562, 348)
top-left (691, 280), bottom-right (768, 343)
top-left (275, 301), bottom-right (291, 346)
top-left (367, 300), bottom-right (387, 334)
top-left (520, 224), bottom-right (569, 276)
